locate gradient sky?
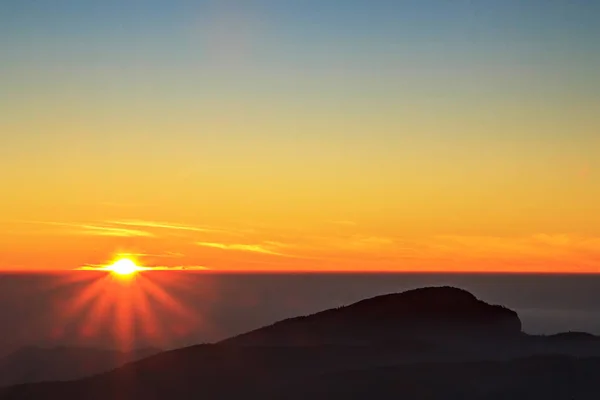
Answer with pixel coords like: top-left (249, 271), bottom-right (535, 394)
top-left (1, 0), bottom-right (599, 272)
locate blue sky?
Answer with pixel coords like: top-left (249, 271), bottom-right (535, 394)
top-left (2, 1), bottom-right (599, 49)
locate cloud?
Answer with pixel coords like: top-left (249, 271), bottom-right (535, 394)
top-left (74, 225), bottom-right (154, 238)
top-left (196, 241), bottom-right (288, 256)
top-left (265, 232), bottom-right (600, 272)
top-left (145, 266), bottom-right (210, 271)
top-left (21, 221), bottom-right (153, 238)
top-left (24, 219), bottom-right (239, 239)
top-left (118, 252), bottom-right (185, 258)
top-left (76, 265), bottom-right (210, 271)
top-left (109, 220), bottom-right (227, 234)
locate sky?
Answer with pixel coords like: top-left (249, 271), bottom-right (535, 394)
top-left (1, 0), bottom-right (599, 272)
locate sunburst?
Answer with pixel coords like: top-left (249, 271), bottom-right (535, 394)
top-left (104, 258), bottom-right (145, 277)
top-left (43, 255), bottom-right (204, 351)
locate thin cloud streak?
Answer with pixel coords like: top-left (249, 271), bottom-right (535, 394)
top-left (196, 241), bottom-right (288, 256)
top-left (75, 225), bottom-right (154, 238)
top-left (19, 221), bottom-right (153, 238)
top-left (145, 266), bottom-right (210, 271)
top-left (109, 220), bottom-right (233, 234)
top-left (76, 265), bottom-right (210, 271)
top-left (118, 252), bottom-right (185, 258)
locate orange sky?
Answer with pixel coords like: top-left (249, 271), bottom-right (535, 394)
top-left (2, 215), bottom-right (600, 272)
top-left (1, 1), bottom-right (599, 273)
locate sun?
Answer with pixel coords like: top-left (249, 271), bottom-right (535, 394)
top-left (107, 258), bottom-right (142, 276)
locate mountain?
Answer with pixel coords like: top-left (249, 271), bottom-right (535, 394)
top-left (221, 286), bottom-right (522, 345)
top-left (2, 346), bottom-right (600, 399)
top-left (2, 286), bottom-right (600, 399)
top-left (272, 355), bottom-right (600, 400)
top-left (0, 346), bottom-right (160, 386)
top-left (547, 331), bottom-right (599, 341)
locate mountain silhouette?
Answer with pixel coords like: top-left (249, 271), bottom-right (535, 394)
top-left (547, 331), bottom-right (599, 341)
top-left (270, 355), bottom-right (600, 399)
top-left (0, 346), bottom-right (160, 386)
top-left (221, 286), bottom-right (522, 345)
top-left (2, 286), bottom-right (600, 399)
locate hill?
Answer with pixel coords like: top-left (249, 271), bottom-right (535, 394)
top-left (2, 286), bottom-right (600, 399)
top-left (221, 286), bottom-right (522, 345)
top-left (2, 347), bottom-right (600, 399)
top-left (0, 346), bottom-right (160, 386)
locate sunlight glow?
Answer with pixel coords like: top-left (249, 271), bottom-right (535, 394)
top-left (106, 258), bottom-right (143, 276)
top-left (55, 260), bottom-right (202, 351)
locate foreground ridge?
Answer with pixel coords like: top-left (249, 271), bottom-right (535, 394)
top-left (3, 286), bottom-right (600, 400)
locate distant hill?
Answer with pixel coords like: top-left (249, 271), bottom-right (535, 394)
top-left (546, 331), bottom-right (599, 341)
top-left (0, 346), bottom-right (160, 386)
top-left (221, 286), bottom-right (522, 345)
top-left (3, 286), bottom-right (600, 399)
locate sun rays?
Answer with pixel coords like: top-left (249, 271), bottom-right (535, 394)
top-left (44, 257), bottom-right (205, 351)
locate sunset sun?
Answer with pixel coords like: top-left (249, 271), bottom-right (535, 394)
top-left (107, 258), bottom-right (142, 276)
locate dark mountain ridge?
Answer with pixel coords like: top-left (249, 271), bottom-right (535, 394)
top-left (547, 331), bottom-right (599, 341)
top-left (0, 346), bottom-right (160, 386)
top-left (3, 348), bottom-right (600, 400)
top-left (2, 286), bottom-right (600, 399)
top-left (221, 286), bottom-right (522, 345)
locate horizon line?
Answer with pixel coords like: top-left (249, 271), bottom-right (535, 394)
top-left (1, 269), bottom-right (600, 276)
